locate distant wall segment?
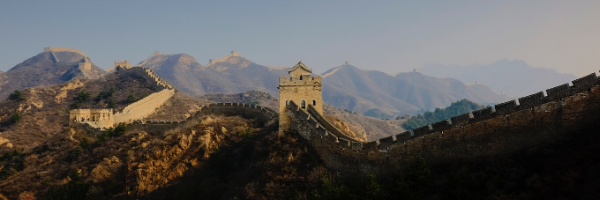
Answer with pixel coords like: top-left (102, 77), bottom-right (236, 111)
top-left (44, 46), bottom-right (87, 57)
top-left (69, 65), bottom-right (175, 129)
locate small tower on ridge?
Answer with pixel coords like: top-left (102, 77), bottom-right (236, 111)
top-left (278, 61), bottom-right (323, 134)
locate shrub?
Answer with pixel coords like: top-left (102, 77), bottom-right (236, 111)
top-left (0, 168), bottom-right (17, 180)
top-left (10, 112), bottom-right (22, 124)
top-left (68, 146), bottom-right (83, 161)
top-left (80, 137), bottom-right (91, 149)
top-left (76, 90), bottom-right (92, 102)
top-left (107, 98), bottom-right (116, 108)
top-left (109, 87), bottom-right (116, 95)
top-left (97, 123), bottom-right (128, 142)
top-left (8, 90), bottom-right (26, 101)
top-left (0, 150), bottom-right (21, 161)
top-left (140, 92), bottom-right (149, 99)
top-left (96, 91), bottom-right (107, 101)
top-left (45, 171), bottom-right (91, 200)
top-left (127, 93), bottom-right (137, 103)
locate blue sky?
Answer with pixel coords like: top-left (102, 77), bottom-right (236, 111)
top-left (1, 0), bottom-right (599, 76)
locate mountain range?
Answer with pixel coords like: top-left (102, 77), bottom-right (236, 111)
top-left (136, 51), bottom-right (508, 116)
top-left (419, 59), bottom-right (578, 97)
top-left (0, 49), bottom-right (105, 99)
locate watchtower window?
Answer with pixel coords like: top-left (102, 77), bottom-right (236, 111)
top-left (313, 100), bottom-right (316, 106)
top-left (300, 76), bottom-right (303, 80)
top-left (301, 100), bottom-right (306, 109)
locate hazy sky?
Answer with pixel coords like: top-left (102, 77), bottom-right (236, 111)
top-left (1, 0), bottom-right (599, 76)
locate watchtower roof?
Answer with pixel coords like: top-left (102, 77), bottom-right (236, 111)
top-left (289, 61), bottom-right (312, 75)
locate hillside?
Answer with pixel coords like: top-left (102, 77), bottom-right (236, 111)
top-left (322, 64), bottom-right (508, 116)
top-left (1, 88), bottom-right (599, 199)
top-left (0, 48), bottom-right (105, 99)
top-left (0, 71), bottom-right (187, 152)
top-left (419, 59), bottom-right (578, 97)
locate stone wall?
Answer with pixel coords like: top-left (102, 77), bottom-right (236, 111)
top-left (69, 109), bottom-right (114, 129)
top-left (113, 89), bottom-right (175, 124)
top-left (116, 66), bottom-right (173, 91)
top-left (207, 51), bottom-right (242, 66)
top-left (286, 72), bottom-right (600, 175)
top-left (70, 65), bottom-right (175, 129)
top-left (278, 75), bottom-right (323, 134)
top-left (44, 46), bottom-right (87, 57)
top-left (121, 103), bottom-right (278, 136)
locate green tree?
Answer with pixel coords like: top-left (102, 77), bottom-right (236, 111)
top-left (107, 98), bottom-right (116, 108)
top-left (403, 99), bottom-right (484, 130)
top-left (68, 146), bottom-right (83, 161)
top-left (108, 87), bottom-right (116, 95)
top-left (361, 174), bottom-right (389, 199)
top-left (76, 90), bottom-right (92, 102)
top-left (8, 90), bottom-right (26, 101)
top-left (10, 112), bottom-right (22, 124)
top-left (127, 93), bottom-right (137, 103)
top-left (96, 91), bottom-right (107, 100)
top-left (80, 137), bottom-right (91, 149)
top-left (45, 171), bottom-right (91, 200)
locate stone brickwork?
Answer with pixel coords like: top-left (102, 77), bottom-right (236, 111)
top-left (114, 60), bottom-right (133, 70)
top-left (283, 72), bottom-right (600, 175)
top-left (278, 61), bottom-right (323, 134)
top-left (116, 65), bottom-right (173, 91)
top-left (113, 88), bottom-right (175, 124)
top-left (69, 109), bottom-right (113, 129)
top-left (70, 64), bottom-right (175, 129)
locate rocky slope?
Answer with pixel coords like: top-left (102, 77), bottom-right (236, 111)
top-left (0, 48), bottom-right (105, 99)
top-left (0, 71), bottom-right (188, 152)
top-left (419, 59), bottom-right (578, 97)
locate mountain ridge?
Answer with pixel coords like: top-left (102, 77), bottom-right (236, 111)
top-left (419, 59), bottom-right (578, 97)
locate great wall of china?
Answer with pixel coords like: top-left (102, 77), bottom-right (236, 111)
top-left (67, 59), bottom-right (600, 176)
top-left (69, 61), bottom-right (175, 129)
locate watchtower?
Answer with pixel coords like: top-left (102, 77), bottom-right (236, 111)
top-left (278, 61), bottom-right (323, 133)
top-left (115, 60), bottom-right (132, 71)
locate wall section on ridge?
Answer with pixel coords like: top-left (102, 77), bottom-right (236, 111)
top-left (286, 73), bottom-right (600, 175)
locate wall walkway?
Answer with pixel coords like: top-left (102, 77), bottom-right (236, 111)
top-left (286, 72), bottom-right (600, 175)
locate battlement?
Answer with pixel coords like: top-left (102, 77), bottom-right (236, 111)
top-left (69, 109), bottom-right (114, 129)
top-left (279, 62), bottom-right (324, 134)
top-left (44, 46), bottom-right (87, 57)
top-left (283, 70), bottom-right (600, 175)
top-left (115, 65), bottom-right (173, 90)
top-left (115, 60), bottom-right (132, 70)
top-left (278, 75), bottom-right (321, 86)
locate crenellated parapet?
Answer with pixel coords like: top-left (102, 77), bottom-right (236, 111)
top-left (115, 65), bottom-right (173, 90)
top-left (70, 64), bottom-right (175, 129)
top-left (69, 109), bottom-right (114, 129)
top-left (284, 71), bottom-right (600, 175)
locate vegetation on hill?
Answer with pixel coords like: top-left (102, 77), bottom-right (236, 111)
top-left (8, 90), bottom-right (26, 101)
top-left (403, 99), bottom-right (484, 130)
